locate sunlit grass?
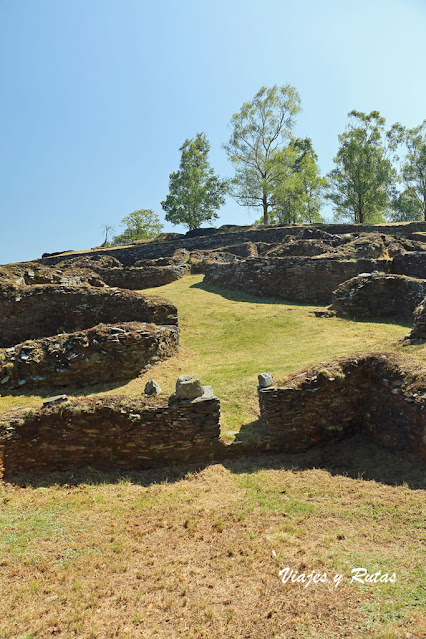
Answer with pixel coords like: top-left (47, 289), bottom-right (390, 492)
top-left (2, 274), bottom-right (425, 438)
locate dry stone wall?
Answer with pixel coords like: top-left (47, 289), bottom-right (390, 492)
top-left (90, 264), bottom-right (190, 290)
top-left (332, 273), bottom-right (426, 319)
top-left (0, 393), bottom-right (221, 475)
top-left (409, 299), bottom-right (426, 340)
top-left (39, 222), bottom-right (426, 267)
top-left (392, 252), bottom-right (426, 279)
top-left (258, 353), bottom-right (426, 459)
top-left (0, 284), bottom-right (177, 348)
top-left (204, 256), bottom-right (390, 304)
top-left (0, 322), bottom-right (178, 390)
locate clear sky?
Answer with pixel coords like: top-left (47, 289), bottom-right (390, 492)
top-left (1, 0), bottom-right (425, 264)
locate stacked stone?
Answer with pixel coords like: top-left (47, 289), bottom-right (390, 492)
top-left (258, 353), bottom-right (426, 459)
top-left (0, 322), bottom-right (179, 390)
top-left (0, 284), bottom-right (177, 347)
top-left (409, 298), bottom-right (426, 340)
top-left (204, 256), bottom-right (390, 305)
top-left (0, 382), bottom-right (221, 475)
top-left (39, 222), bottom-right (426, 267)
top-left (90, 264), bottom-right (190, 290)
top-left (392, 252), bottom-right (426, 279)
top-left (332, 273), bottom-right (426, 319)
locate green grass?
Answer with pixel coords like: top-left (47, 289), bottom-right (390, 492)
top-left (1, 273), bottom-right (422, 439)
top-left (0, 274), bottom-right (425, 637)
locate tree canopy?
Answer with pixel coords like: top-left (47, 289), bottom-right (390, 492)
top-left (161, 132), bottom-right (227, 230)
top-left (109, 210), bottom-right (163, 246)
top-left (269, 138), bottom-right (326, 224)
top-left (326, 110), bottom-right (397, 224)
top-left (223, 85), bottom-right (302, 224)
top-left (391, 121), bottom-right (426, 221)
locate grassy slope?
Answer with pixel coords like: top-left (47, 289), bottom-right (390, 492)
top-left (1, 274), bottom-right (423, 438)
top-left (0, 274), bottom-right (425, 638)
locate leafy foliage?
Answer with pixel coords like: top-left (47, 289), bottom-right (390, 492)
top-left (110, 210), bottom-right (163, 246)
top-left (326, 111), bottom-right (397, 224)
top-left (391, 121), bottom-right (426, 221)
top-left (161, 132), bottom-right (227, 230)
top-left (223, 85), bottom-right (302, 224)
top-left (270, 138), bottom-right (326, 224)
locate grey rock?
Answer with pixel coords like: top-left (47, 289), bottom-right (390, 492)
top-left (200, 385), bottom-right (214, 399)
top-left (258, 372), bottom-right (274, 388)
top-left (176, 375), bottom-right (204, 400)
top-left (144, 379), bottom-right (162, 396)
top-left (42, 395), bottom-right (68, 408)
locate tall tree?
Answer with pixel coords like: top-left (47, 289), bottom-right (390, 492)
top-left (223, 85), bottom-right (302, 225)
top-left (326, 110), bottom-right (397, 224)
top-left (161, 133), bottom-right (227, 230)
top-left (110, 210), bottom-right (163, 246)
top-left (271, 138), bottom-right (326, 224)
top-left (392, 121), bottom-right (426, 221)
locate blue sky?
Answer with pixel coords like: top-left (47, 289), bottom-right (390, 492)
top-left (1, 0), bottom-right (425, 264)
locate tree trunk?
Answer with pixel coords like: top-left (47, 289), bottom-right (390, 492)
top-left (262, 195), bottom-right (268, 225)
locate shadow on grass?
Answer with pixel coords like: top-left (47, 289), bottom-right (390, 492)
top-left (0, 377), bottom-right (137, 403)
top-left (190, 281), bottom-right (415, 331)
top-left (6, 432), bottom-right (424, 491)
top-left (189, 280), bottom-right (311, 307)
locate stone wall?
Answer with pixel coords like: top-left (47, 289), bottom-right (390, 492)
top-left (0, 322), bottom-right (179, 390)
top-left (409, 299), bottom-right (426, 340)
top-left (392, 252), bottom-right (426, 279)
top-left (258, 353), bottom-right (426, 459)
top-left (332, 273), bottom-right (426, 319)
top-left (38, 222), bottom-right (426, 267)
top-left (0, 284), bottom-right (178, 348)
top-left (90, 264), bottom-right (190, 290)
top-left (0, 393), bottom-right (221, 475)
top-left (204, 256), bottom-right (390, 304)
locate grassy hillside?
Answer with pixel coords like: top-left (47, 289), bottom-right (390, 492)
top-left (0, 274), bottom-right (421, 439)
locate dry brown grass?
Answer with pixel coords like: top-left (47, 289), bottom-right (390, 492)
top-left (0, 452), bottom-right (424, 639)
top-left (0, 274), bottom-right (425, 638)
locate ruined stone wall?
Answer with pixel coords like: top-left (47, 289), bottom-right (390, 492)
top-left (0, 322), bottom-right (179, 390)
top-left (204, 257), bottom-right (390, 304)
top-left (91, 264), bottom-right (190, 290)
top-left (0, 394), bottom-right (221, 475)
top-left (409, 299), bottom-right (426, 340)
top-left (38, 222), bottom-right (426, 267)
top-left (0, 284), bottom-right (178, 348)
top-left (258, 353), bottom-right (426, 459)
top-left (391, 253), bottom-right (426, 279)
top-left (332, 273), bottom-right (426, 319)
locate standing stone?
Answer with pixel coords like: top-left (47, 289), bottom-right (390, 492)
top-left (258, 372), bottom-right (274, 388)
top-left (176, 375), bottom-right (204, 400)
top-left (144, 379), bottom-right (162, 396)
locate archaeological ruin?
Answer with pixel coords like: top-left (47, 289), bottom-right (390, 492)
top-left (1, 222), bottom-right (426, 475)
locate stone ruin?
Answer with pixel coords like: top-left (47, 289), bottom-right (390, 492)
top-left (1, 222), bottom-right (426, 474)
top-left (0, 376), bottom-right (221, 475)
top-left (258, 353), bottom-right (426, 460)
top-left (0, 277), bottom-right (179, 390)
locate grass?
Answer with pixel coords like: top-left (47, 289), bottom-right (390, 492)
top-left (0, 461), bottom-right (424, 638)
top-left (0, 274), bottom-right (425, 637)
top-left (1, 274), bottom-right (422, 438)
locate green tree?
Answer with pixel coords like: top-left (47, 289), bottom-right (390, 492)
top-left (271, 138), bottom-right (326, 224)
top-left (391, 121), bottom-right (426, 221)
top-left (161, 132), bottom-right (227, 230)
top-left (223, 85), bottom-right (302, 225)
top-left (110, 210), bottom-right (163, 246)
top-left (326, 110), bottom-right (397, 224)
